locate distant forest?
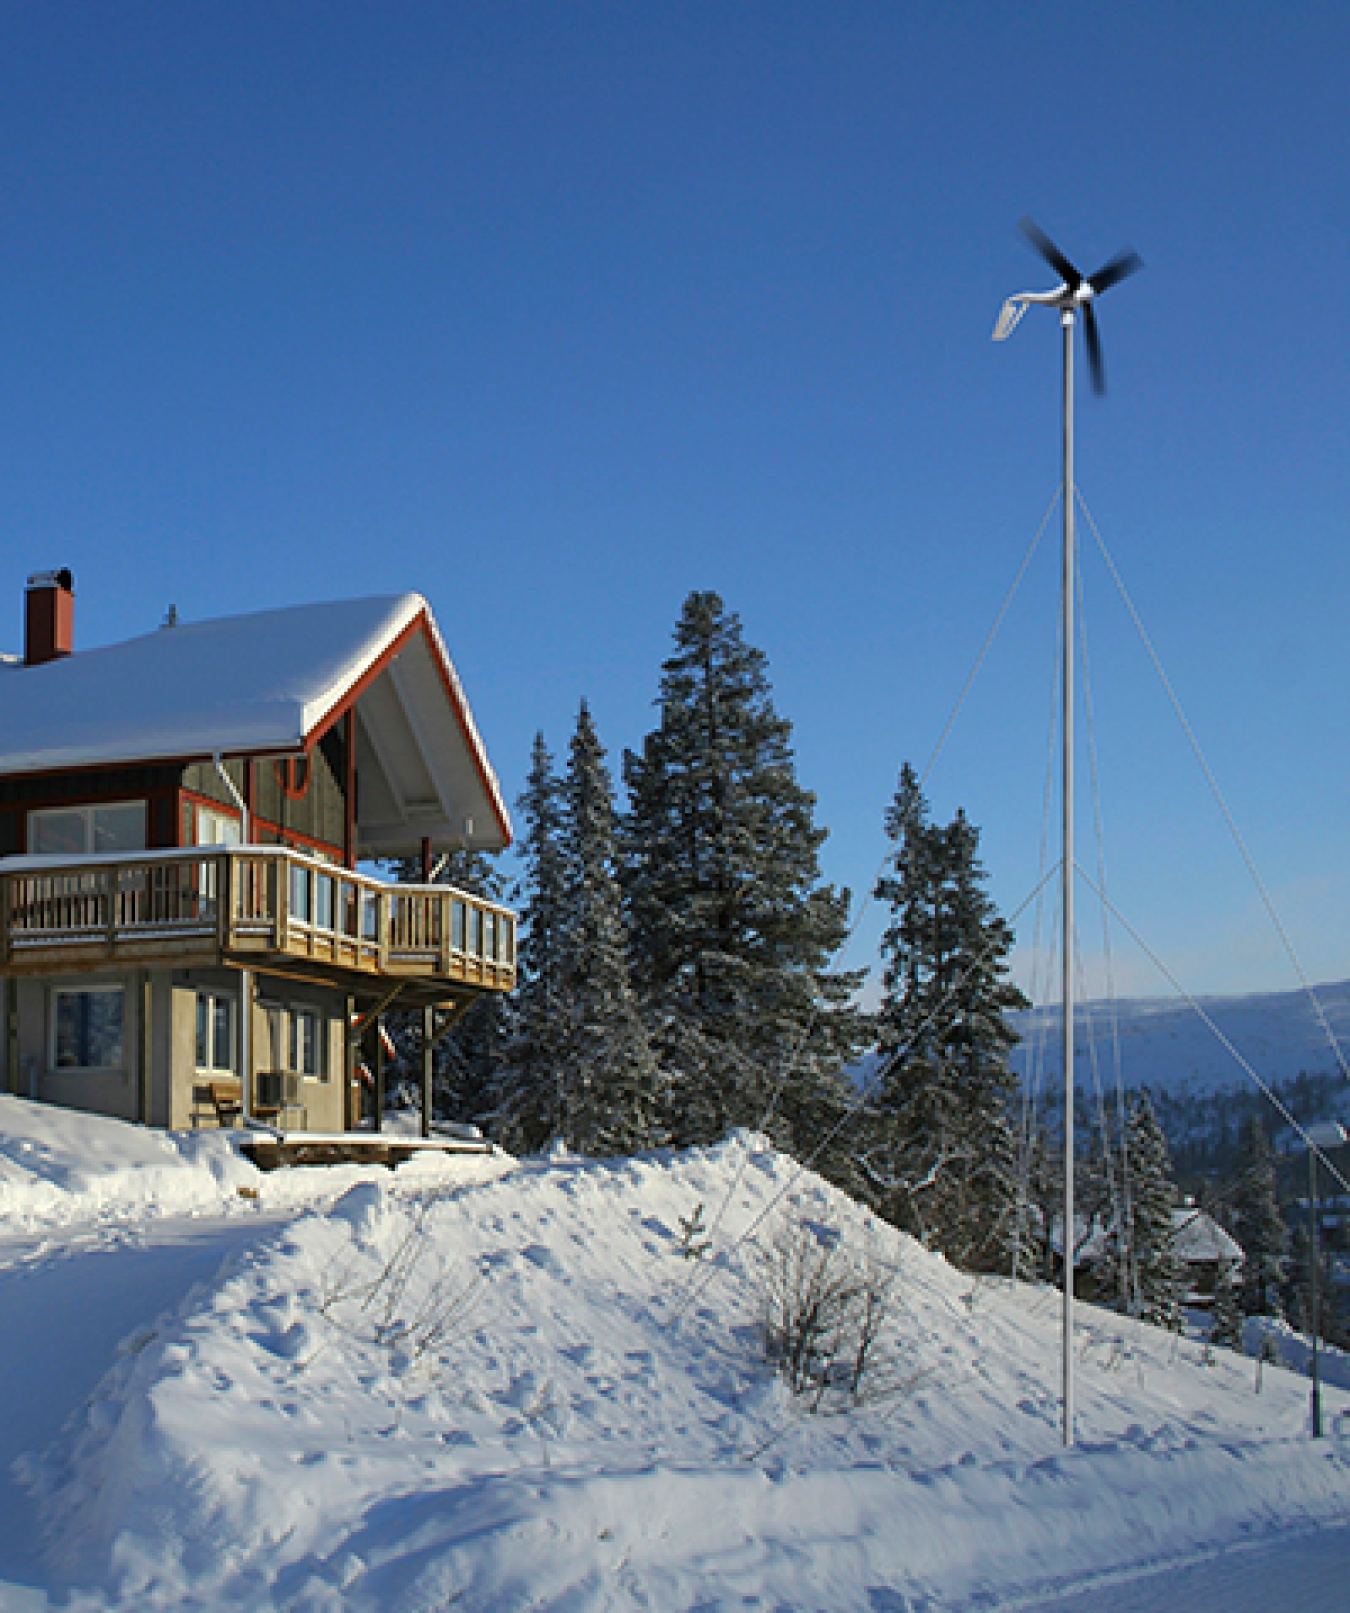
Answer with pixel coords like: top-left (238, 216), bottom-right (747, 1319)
top-left (1152, 1069), bottom-right (1346, 1192)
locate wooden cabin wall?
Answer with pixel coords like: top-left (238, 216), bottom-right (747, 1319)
top-left (0, 764), bottom-right (180, 854)
top-left (180, 736), bottom-right (347, 860)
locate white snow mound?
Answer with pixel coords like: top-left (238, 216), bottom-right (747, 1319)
top-left (16, 1131), bottom-right (1350, 1610)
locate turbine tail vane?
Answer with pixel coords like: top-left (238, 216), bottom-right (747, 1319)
top-left (993, 298), bottom-right (1027, 341)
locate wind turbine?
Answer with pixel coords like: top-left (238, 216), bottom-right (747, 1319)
top-left (994, 218), bottom-right (1142, 1448)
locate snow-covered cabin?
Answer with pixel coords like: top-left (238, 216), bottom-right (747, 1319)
top-left (0, 570), bottom-right (514, 1139)
top-left (1169, 1206), bottom-right (1244, 1306)
top-left (1053, 1204), bottom-right (1244, 1309)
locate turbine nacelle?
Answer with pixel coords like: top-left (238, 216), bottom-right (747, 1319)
top-left (993, 217), bottom-right (1142, 394)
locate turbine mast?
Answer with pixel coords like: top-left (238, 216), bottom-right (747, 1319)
top-left (992, 217), bottom-right (1142, 1451)
top-left (1061, 305), bottom-right (1075, 1448)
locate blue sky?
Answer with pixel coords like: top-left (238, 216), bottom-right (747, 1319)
top-left (1, 3), bottom-right (1347, 1002)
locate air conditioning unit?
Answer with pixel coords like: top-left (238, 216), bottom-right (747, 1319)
top-left (257, 1071), bottom-right (305, 1110)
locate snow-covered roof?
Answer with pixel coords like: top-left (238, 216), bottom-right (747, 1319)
top-left (1056, 1206), bottom-right (1244, 1268)
top-left (1171, 1208), bottom-right (1244, 1266)
top-left (0, 593), bottom-right (511, 855)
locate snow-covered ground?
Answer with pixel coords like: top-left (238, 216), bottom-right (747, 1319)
top-left (0, 1093), bottom-right (1347, 1610)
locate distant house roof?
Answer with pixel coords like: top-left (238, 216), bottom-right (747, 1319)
top-left (1055, 1206), bottom-right (1244, 1269)
top-left (0, 593), bottom-right (511, 857)
top-left (1171, 1207), bottom-right (1243, 1267)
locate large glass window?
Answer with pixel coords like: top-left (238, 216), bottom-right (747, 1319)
top-left (195, 992), bottom-right (237, 1075)
top-left (30, 802), bottom-right (146, 856)
top-left (195, 805), bottom-right (241, 847)
top-left (51, 987), bottom-right (124, 1072)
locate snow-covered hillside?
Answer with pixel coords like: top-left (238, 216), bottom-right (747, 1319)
top-left (1011, 977), bottom-right (1350, 1100)
top-left (0, 1095), bottom-right (1347, 1609)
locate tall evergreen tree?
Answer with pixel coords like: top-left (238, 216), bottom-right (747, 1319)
top-left (1122, 1090), bottom-right (1182, 1329)
top-left (1231, 1114), bottom-right (1288, 1319)
top-left (621, 591), bottom-right (866, 1156)
top-left (555, 702), bottom-right (661, 1155)
top-left (493, 734), bottom-right (572, 1153)
top-left (1209, 1258), bottom-right (1244, 1353)
top-left (866, 764), bottom-right (1028, 1272)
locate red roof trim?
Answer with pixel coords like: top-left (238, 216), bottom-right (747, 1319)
top-left (302, 608), bottom-right (512, 848)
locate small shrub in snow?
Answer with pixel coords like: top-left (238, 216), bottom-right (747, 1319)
top-left (318, 1197), bottom-right (484, 1371)
top-left (755, 1212), bottom-right (906, 1411)
top-left (677, 1201), bottom-right (713, 1262)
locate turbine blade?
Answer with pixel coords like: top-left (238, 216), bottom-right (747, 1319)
top-left (1019, 216), bottom-right (1081, 289)
top-left (1083, 303), bottom-right (1106, 394)
top-left (1088, 249), bottom-right (1144, 295)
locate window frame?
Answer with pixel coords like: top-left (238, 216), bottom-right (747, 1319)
top-left (194, 990), bottom-right (238, 1076)
top-left (194, 804), bottom-right (242, 847)
top-left (289, 1005), bottom-right (327, 1083)
top-left (29, 800), bottom-right (147, 857)
top-left (50, 984), bottom-right (126, 1074)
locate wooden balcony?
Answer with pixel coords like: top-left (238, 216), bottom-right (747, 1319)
top-left (0, 846), bottom-right (516, 998)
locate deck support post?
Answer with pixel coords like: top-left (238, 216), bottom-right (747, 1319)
top-left (344, 993), bottom-right (359, 1131)
top-left (138, 970), bottom-right (153, 1125)
top-left (3, 976), bottom-right (17, 1096)
top-left (421, 1006), bottom-right (434, 1138)
top-left (372, 1015), bottom-right (386, 1133)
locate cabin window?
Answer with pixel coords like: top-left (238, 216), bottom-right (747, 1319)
top-left (195, 992), bottom-right (237, 1075)
top-left (195, 805), bottom-right (242, 847)
top-left (289, 1007), bottom-right (325, 1081)
top-left (51, 986), bottom-right (124, 1072)
top-left (30, 801), bottom-right (146, 857)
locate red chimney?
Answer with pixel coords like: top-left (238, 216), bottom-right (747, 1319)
top-left (25, 569), bottom-right (75, 666)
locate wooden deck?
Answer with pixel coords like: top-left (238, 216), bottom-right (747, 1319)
top-left (238, 1129), bottom-right (496, 1171)
top-left (0, 845), bottom-right (516, 994)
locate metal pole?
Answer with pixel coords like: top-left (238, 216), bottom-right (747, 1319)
top-left (1309, 1146), bottom-right (1323, 1438)
top-left (421, 1007), bottom-right (434, 1139)
top-left (1062, 310), bottom-right (1076, 1449)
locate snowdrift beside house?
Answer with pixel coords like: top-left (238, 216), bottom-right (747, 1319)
top-left (17, 1131), bottom-right (1350, 1611)
top-left (0, 1093), bottom-right (509, 1228)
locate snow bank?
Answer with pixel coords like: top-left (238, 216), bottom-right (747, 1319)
top-left (0, 1093), bottom-right (511, 1230)
top-left (17, 1132), bottom-right (1350, 1610)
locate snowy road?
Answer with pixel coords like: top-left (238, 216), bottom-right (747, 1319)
top-left (1014, 1522), bottom-right (1350, 1612)
top-left (0, 1211), bottom-right (289, 1602)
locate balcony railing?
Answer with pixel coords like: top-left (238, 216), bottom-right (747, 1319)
top-left (0, 845), bottom-right (516, 992)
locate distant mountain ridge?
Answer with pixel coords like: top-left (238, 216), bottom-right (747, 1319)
top-left (1009, 978), bottom-right (1350, 1100)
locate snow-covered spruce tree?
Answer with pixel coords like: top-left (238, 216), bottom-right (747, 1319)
top-left (1231, 1114), bottom-right (1288, 1320)
top-left (492, 734), bottom-right (572, 1154)
top-left (620, 591), bottom-right (866, 1166)
top-left (865, 764), bottom-right (1028, 1273)
top-left (1208, 1257), bottom-right (1244, 1353)
top-left (1122, 1090), bottom-right (1182, 1329)
top-left (554, 701), bottom-right (661, 1156)
top-left (383, 847), bottom-right (510, 1128)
